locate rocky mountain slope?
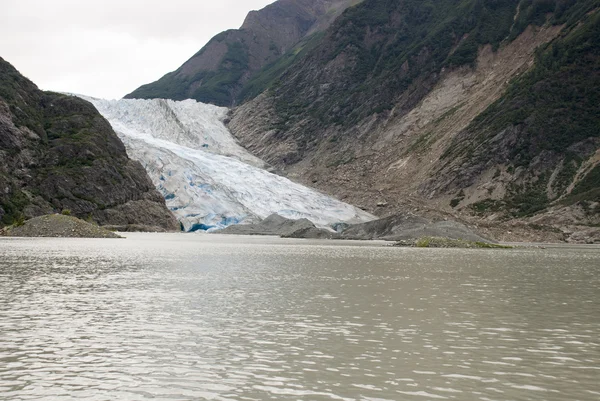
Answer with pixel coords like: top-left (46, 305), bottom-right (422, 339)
top-left (227, 0), bottom-right (599, 242)
top-left (125, 0), bottom-right (361, 106)
top-left (0, 58), bottom-right (178, 230)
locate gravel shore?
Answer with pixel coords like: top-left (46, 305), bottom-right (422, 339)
top-left (4, 215), bottom-right (122, 238)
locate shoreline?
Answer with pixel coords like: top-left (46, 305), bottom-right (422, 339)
top-left (3, 231), bottom-right (598, 250)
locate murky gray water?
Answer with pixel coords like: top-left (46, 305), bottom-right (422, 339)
top-left (1, 234), bottom-right (599, 401)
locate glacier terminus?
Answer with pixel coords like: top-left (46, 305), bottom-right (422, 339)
top-left (79, 96), bottom-right (375, 232)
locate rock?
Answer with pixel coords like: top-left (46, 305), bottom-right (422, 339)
top-left (567, 227), bottom-right (600, 244)
top-left (225, 3), bottom-right (596, 243)
top-left (340, 213), bottom-right (492, 242)
top-left (282, 226), bottom-right (340, 239)
top-left (5, 214), bottom-right (122, 238)
top-left (217, 214), bottom-right (329, 237)
top-left (102, 224), bottom-right (171, 233)
top-left (0, 57), bottom-right (178, 231)
top-left (215, 211), bottom-right (492, 244)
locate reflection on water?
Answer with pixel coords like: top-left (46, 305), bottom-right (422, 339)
top-left (0, 234), bottom-right (599, 400)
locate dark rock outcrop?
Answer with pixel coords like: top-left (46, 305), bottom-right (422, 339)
top-left (340, 214), bottom-right (491, 243)
top-left (217, 213), bottom-right (337, 238)
top-left (216, 212), bottom-right (489, 243)
top-left (0, 57), bottom-right (179, 230)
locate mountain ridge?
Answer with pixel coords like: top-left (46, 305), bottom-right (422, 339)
top-left (227, 0), bottom-right (599, 242)
top-left (122, 0), bottom-right (599, 242)
top-left (125, 0), bottom-right (361, 106)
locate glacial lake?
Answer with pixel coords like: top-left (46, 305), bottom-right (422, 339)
top-left (0, 233), bottom-right (599, 401)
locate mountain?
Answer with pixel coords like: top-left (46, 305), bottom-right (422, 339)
top-left (0, 57), bottom-right (178, 230)
top-left (125, 0), bottom-right (361, 106)
top-left (227, 0), bottom-right (599, 242)
top-left (80, 96), bottom-right (375, 232)
top-left (121, 0), bottom-right (599, 241)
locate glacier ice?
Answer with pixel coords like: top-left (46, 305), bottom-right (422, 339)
top-left (79, 96), bottom-right (375, 231)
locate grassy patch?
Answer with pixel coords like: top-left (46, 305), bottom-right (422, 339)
top-left (455, 9), bottom-right (600, 164)
top-left (411, 236), bottom-right (512, 248)
top-left (450, 189), bottom-right (466, 208)
top-left (560, 165), bottom-right (600, 207)
top-left (241, 32), bottom-right (326, 102)
top-left (127, 40), bottom-right (250, 106)
top-left (440, 9), bottom-right (599, 216)
top-left (470, 199), bottom-right (504, 215)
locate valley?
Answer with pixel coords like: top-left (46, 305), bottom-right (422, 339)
top-left (81, 96), bottom-right (375, 232)
top-left (2, 0), bottom-right (599, 243)
top-left (2, 2), bottom-right (600, 400)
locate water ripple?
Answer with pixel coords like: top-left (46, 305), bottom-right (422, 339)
top-left (1, 234), bottom-right (599, 400)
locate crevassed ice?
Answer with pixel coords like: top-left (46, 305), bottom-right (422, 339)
top-left (80, 96), bottom-right (375, 231)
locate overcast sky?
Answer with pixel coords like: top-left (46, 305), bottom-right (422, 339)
top-left (1, 0), bottom-right (274, 99)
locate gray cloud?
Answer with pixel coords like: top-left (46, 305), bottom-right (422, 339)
top-left (1, 0), bottom-right (274, 99)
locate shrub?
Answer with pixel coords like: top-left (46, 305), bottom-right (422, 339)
top-left (14, 215), bottom-right (25, 227)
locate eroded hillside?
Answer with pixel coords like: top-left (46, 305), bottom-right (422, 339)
top-left (229, 0), bottom-right (600, 242)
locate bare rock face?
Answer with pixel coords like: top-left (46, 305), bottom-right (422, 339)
top-left (215, 212), bottom-right (490, 243)
top-left (125, 0), bottom-right (361, 106)
top-left (217, 213), bottom-right (323, 237)
top-left (339, 214), bottom-right (491, 243)
top-left (0, 57), bottom-right (179, 231)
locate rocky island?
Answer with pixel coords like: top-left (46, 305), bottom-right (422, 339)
top-left (1, 214), bottom-right (122, 238)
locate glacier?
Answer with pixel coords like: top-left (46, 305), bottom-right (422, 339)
top-left (79, 96), bottom-right (375, 231)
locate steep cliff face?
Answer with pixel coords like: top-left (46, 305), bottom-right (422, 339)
top-left (125, 0), bottom-right (361, 106)
top-left (0, 57), bottom-right (178, 230)
top-left (228, 0), bottom-right (599, 241)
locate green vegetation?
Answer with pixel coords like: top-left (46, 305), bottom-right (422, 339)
top-left (469, 180), bottom-right (552, 218)
top-left (554, 154), bottom-right (582, 195)
top-left (406, 131), bottom-right (436, 154)
top-left (562, 165), bottom-right (600, 205)
top-left (127, 40), bottom-right (250, 106)
top-left (0, 58), bottom-right (46, 138)
top-left (268, 0), bottom-right (597, 143)
top-left (128, 0), bottom-right (598, 120)
top-left (189, 42), bottom-right (250, 105)
top-left (412, 236), bottom-right (513, 248)
top-left (511, 0), bottom-right (600, 38)
top-left (450, 189), bottom-right (466, 208)
top-left (570, 166), bottom-right (600, 198)
top-left (0, 187), bottom-right (29, 226)
top-left (439, 6), bottom-right (600, 216)
top-left (240, 32), bottom-right (325, 102)
top-left (507, 179), bottom-right (550, 217)
top-left (14, 214), bottom-right (25, 227)
top-left (470, 199), bottom-right (504, 215)
top-left (1, 57), bottom-right (172, 229)
top-left (470, 8), bottom-right (600, 161)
